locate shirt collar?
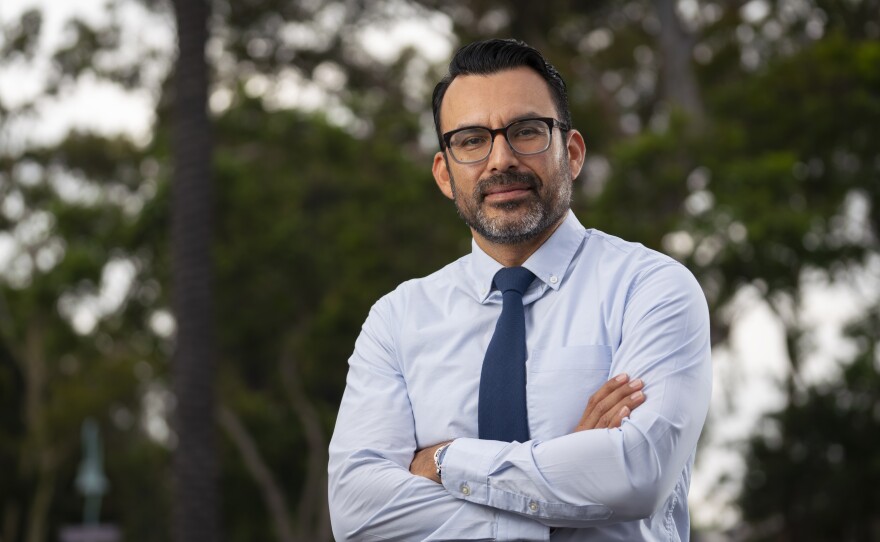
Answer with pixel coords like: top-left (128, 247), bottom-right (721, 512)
top-left (467, 210), bottom-right (587, 302)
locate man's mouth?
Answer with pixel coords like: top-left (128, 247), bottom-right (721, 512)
top-left (482, 185), bottom-right (533, 203)
top-left (478, 174), bottom-right (539, 204)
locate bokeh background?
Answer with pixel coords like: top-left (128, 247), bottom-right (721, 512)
top-left (1, 0), bottom-right (878, 540)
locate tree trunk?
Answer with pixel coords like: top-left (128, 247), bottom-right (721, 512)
top-left (652, 0), bottom-right (704, 124)
top-left (170, 0), bottom-right (217, 540)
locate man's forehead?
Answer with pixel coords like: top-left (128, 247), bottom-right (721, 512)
top-left (439, 67), bottom-right (556, 130)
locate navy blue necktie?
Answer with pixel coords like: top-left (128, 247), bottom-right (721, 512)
top-left (478, 266), bottom-right (536, 442)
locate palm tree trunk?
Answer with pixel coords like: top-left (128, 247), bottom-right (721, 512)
top-left (170, 0), bottom-right (217, 540)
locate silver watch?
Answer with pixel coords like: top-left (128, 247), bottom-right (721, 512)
top-left (433, 444), bottom-right (450, 480)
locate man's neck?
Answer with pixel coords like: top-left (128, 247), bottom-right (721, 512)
top-left (472, 214), bottom-right (567, 267)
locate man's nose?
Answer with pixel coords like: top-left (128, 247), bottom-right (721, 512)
top-left (485, 132), bottom-right (520, 172)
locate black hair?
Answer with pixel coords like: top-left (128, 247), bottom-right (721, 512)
top-left (431, 38), bottom-right (571, 149)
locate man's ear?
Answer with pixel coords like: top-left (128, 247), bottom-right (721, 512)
top-left (432, 151), bottom-right (455, 200)
top-left (566, 129), bottom-right (587, 180)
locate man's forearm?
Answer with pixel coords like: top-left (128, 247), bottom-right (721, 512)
top-left (329, 447), bottom-right (549, 541)
top-left (438, 421), bottom-right (694, 528)
top-left (410, 373), bottom-right (645, 485)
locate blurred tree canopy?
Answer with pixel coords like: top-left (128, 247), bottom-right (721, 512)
top-left (0, 0), bottom-right (877, 540)
top-left (739, 307), bottom-right (880, 540)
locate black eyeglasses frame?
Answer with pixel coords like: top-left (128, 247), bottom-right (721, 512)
top-left (441, 117), bottom-right (570, 164)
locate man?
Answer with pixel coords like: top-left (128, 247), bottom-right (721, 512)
top-left (328, 39), bottom-right (711, 541)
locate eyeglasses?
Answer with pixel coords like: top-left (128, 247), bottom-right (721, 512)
top-left (442, 117), bottom-right (569, 164)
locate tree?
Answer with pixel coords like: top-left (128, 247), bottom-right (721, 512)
top-left (2, 1), bottom-right (462, 539)
top-left (738, 307), bottom-right (880, 541)
top-left (169, 0), bottom-right (217, 540)
top-left (0, 44), bottom-right (164, 542)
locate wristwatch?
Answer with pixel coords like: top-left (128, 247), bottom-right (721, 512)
top-left (433, 443), bottom-right (450, 480)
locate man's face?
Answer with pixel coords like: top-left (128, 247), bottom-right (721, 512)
top-left (432, 67), bottom-right (585, 246)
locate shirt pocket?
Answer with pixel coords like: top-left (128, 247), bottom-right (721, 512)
top-left (526, 345), bottom-right (612, 440)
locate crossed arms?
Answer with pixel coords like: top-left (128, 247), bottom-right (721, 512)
top-left (409, 373), bottom-right (648, 483)
top-left (328, 263), bottom-right (712, 541)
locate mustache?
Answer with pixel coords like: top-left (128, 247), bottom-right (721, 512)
top-left (476, 172), bottom-right (541, 199)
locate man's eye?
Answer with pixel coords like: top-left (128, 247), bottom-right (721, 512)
top-left (456, 135), bottom-right (488, 148)
top-left (512, 126), bottom-right (544, 139)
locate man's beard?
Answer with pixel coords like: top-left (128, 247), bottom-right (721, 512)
top-left (449, 164), bottom-right (573, 245)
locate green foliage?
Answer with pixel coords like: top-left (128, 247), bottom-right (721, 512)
top-left (211, 93), bottom-right (465, 386)
top-left (588, 35), bottom-right (879, 317)
top-left (739, 309), bottom-right (880, 541)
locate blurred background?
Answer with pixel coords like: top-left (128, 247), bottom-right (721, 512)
top-left (1, 0), bottom-right (878, 540)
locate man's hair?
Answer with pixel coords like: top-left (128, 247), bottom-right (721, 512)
top-left (431, 38), bottom-right (572, 150)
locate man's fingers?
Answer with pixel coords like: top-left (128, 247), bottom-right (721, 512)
top-left (583, 374), bottom-right (630, 416)
top-left (601, 390), bottom-right (645, 429)
top-left (575, 374), bottom-right (646, 431)
top-left (590, 373), bottom-right (630, 405)
top-left (579, 374), bottom-right (633, 429)
top-left (608, 405), bottom-right (631, 428)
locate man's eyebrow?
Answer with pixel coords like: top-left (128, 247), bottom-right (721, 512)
top-left (448, 111), bottom-right (548, 132)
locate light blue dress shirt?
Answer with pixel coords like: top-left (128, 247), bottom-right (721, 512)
top-left (329, 211), bottom-right (712, 541)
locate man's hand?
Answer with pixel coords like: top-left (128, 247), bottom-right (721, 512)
top-left (573, 373), bottom-right (645, 432)
top-left (410, 441), bottom-right (451, 483)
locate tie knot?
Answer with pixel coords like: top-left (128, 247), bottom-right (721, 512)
top-left (493, 266), bottom-right (535, 296)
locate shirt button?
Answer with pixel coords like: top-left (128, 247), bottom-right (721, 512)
top-left (529, 501), bottom-right (538, 512)
top-left (461, 484), bottom-right (470, 496)
top-left (549, 275), bottom-right (558, 284)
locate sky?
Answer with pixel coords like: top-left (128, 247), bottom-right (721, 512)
top-left (2, 0), bottom-right (878, 531)
top-left (0, 0), bottom-right (166, 153)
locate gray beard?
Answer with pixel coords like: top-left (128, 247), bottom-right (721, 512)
top-left (450, 169), bottom-right (572, 245)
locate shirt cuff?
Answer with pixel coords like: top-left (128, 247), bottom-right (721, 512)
top-left (441, 437), bottom-right (508, 503)
top-left (441, 439), bottom-right (548, 541)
